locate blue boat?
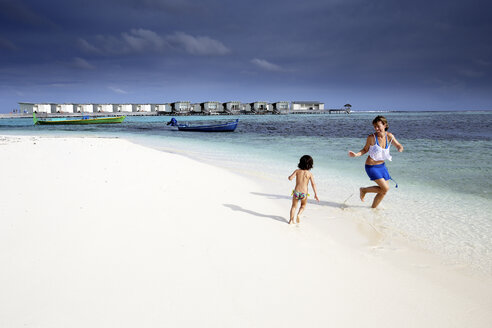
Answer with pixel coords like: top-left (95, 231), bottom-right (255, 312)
top-left (167, 118), bottom-right (238, 132)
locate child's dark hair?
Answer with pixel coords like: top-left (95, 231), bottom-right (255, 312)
top-left (298, 155), bottom-right (313, 170)
top-left (372, 115), bottom-right (388, 131)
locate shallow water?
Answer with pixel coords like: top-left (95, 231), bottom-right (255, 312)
top-left (2, 111), bottom-right (492, 272)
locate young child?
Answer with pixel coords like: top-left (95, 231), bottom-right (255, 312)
top-left (288, 155), bottom-right (319, 224)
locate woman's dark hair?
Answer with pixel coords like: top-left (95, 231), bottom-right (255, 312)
top-left (298, 155), bottom-right (313, 170)
top-left (372, 115), bottom-right (388, 131)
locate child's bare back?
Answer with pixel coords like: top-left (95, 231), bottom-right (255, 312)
top-left (292, 169), bottom-right (312, 194)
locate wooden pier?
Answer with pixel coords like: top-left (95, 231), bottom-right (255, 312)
top-left (327, 109), bottom-right (350, 114)
top-left (290, 109), bottom-right (350, 114)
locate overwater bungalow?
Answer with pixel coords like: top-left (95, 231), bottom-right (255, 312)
top-left (200, 101), bottom-right (223, 114)
top-left (250, 102), bottom-right (269, 114)
top-left (132, 104), bottom-right (151, 112)
top-left (75, 104), bottom-right (94, 113)
top-left (55, 104), bottom-right (74, 113)
top-left (171, 102), bottom-right (191, 114)
top-left (241, 103), bottom-right (252, 113)
top-left (18, 102), bottom-right (32, 113)
top-left (152, 103), bottom-right (172, 113)
top-left (272, 101), bottom-right (289, 114)
top-left (114, 104), bottom-right (132, 112)
top-left (291, 101), bottom-right (325, 112)
top-left (19, 102), bottom-right (51, 114)
top-left (224, 101), bottom-right (241, 114)
top-left (17, 103), bottom-right (29, 113)
top-left (95, 104), bottom-right (114, 113)
top-left (189, 103), bottom-right (201, 114)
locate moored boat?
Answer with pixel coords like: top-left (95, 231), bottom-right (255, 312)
top-left (33, 113), bottom-right (125, 125)
top-left (167, 117), bottom-right (238, 132)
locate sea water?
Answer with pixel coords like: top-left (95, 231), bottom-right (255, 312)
top-left (2, 111), bottom-right (491, 273)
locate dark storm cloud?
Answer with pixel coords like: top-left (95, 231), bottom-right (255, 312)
top-left (0, 0), bottom-right (56, 28)
top-left (0, 0), bottom-right (491, 111)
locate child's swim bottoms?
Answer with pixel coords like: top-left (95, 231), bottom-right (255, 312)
top-left (365, 163), bottom-right (398, 188)
top-left (292, 190), bottom-right (309, 200)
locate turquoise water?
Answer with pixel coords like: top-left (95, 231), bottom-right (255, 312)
top-left (1, 111), bottom-right (492, 272)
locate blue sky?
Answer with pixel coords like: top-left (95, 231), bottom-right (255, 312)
top-left (1, 0), bottom-right (491, 112)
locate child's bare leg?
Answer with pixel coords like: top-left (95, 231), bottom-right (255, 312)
top-left (371, 179), bottom-right (390, 208)
top-left (296, 197), bottom-right (308, 223)
top-left (289, 196), bottom-right (298, 224)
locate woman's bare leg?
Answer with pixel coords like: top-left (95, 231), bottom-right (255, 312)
top-left (360, 188), bottom-right (366, 201)
top-left (297, 197), bottom-right (308, 223)
top-left (289, 196), bottom-right (298, 224)
top-left (360, 185), bottom-right (378, 201)
top-left (371, 178), bottom-right (390, 208)
top-left (359, 179), bottom-right (390, 208)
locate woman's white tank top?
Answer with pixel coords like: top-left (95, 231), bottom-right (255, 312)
top-left (368, 133), bottom-right (392, 161)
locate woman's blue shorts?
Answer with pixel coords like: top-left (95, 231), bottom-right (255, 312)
top-left (365, 163), bottom-right (391, 181)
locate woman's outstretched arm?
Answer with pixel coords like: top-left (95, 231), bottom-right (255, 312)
top-left (349, 135), bottom-right (371, 157)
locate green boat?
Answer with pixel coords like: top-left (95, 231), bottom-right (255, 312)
top-left (33, 113), bottom-right (126, 125)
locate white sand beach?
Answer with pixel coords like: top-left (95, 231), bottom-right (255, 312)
top-left (1, 135), bottom-right (491, 327)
